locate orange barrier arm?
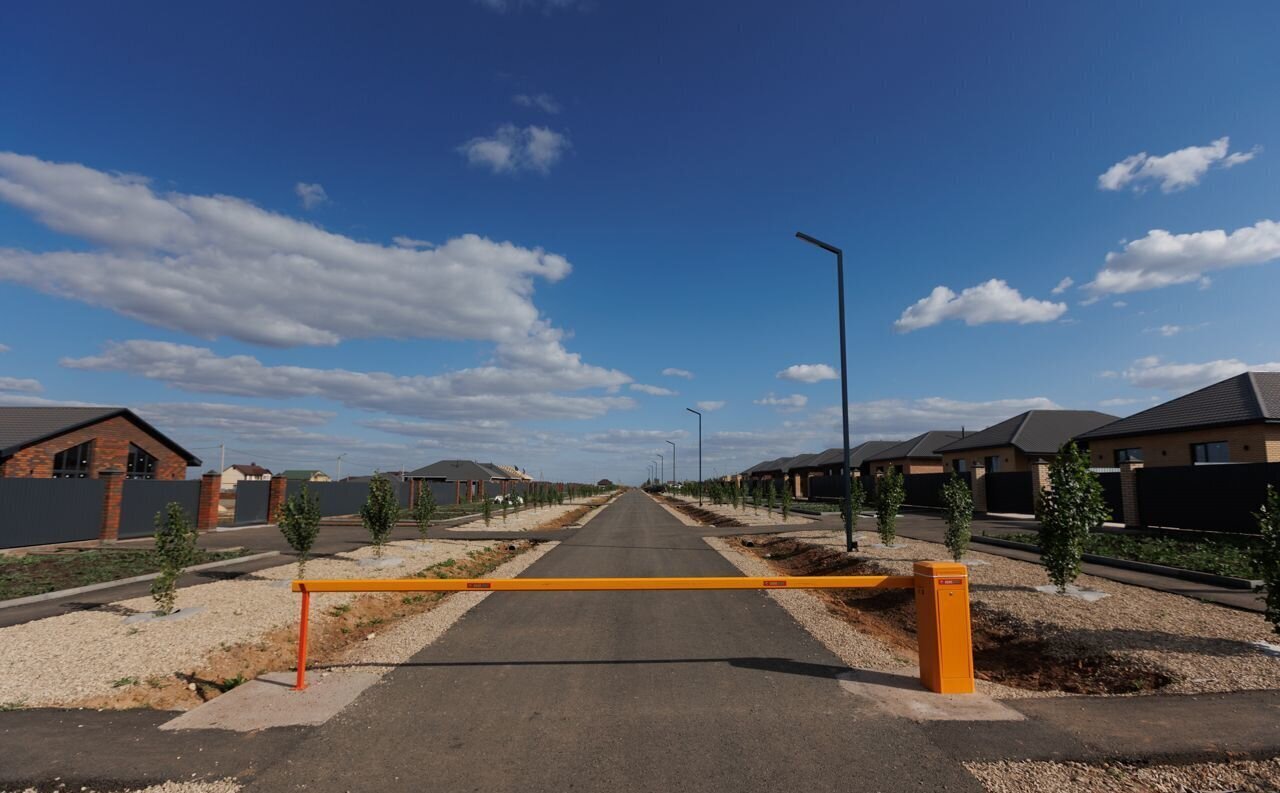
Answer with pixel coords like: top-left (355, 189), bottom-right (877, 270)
top-left (289, 571), bottom-right (972, 695)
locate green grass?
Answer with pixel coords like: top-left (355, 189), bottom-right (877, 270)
top-left (0, 547), bottom-right (252, 601)
top-left (793, 502), bottom-right (843, 513)
top-left (994, 531), bottom-right (1261, 579)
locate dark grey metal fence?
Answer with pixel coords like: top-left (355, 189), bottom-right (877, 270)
top-left (0, 478), bottom-right (104, 548)
top-left (986, 470), bottom-right (1033, 515)
top-left (1138, 462), bottom-right (1280, 534)
top-left (1094, 470), bottom-right (1122, 524)
top-left (285, 481), bottom-right (375, 518)
top-left (234, 480), bottom-right (271, 525)
top-left (119, 479), bottom-right (201, 539)
top-left (902, 472), bottom-right (953, 509)
top-left (424, 481), bottom-right (457, 506)
top-left (807, 474), bottom-right (842, 501)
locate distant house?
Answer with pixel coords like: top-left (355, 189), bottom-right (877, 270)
top-left (281, 469), bottom-right (330, 483)
top-left (406, 459), bottom-right (513, 501)
top-left (936, 410), bottom-right (1118, 473)
top-left (597, 478), bottom-right (613, 487)
top-left (803, 441), bottom-right (903, 479)
top-left (1075, 372), bottom-right (1280, 468)
top-left (221, 462), bottom-right (272, 488)
top-left (0, 406), bottom-right (200, 480)
top-left (864, 431), bottom-right (964, 476)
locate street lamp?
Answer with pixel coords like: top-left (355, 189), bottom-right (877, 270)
top-left (685, 407), bottom-right (702, 504)
top-left (666, 440), bottom-right (676, 485)
top-left (796, 231), bottom-right (856, 553)
top-left (656, 454), bottom-right (664, 485)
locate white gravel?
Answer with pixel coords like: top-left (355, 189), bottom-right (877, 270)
top-left (5, 783), bottom-right (240, 793)
top-left (0, 538), bottom-right (525, 707)
top-left (776, 528), bottom-right (1280, 697)
top-left (966, 757), bottom-right (1280, 793)
top-left (667, 494), bottom-right (815, 526)
top-left (447, 494), bottom-right (613, 532)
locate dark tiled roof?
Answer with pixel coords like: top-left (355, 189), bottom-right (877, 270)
top-left (407, 459), bottom-right (506, 481)
top-left (865, 431), bottom-right (964, 462)
top-left (809, 441), bottom-right (902, 468)
top-left (779, 453), bottom-right (823, 471)
top-left (936, 411), bottom-right (1119, 456)
top-left (0, 406), bottom-right (201, 465)
top-left (742, 457), bottom-right (789, 475)
top-left (1076, 372), bottom-right (1280, 441)
top-left (281, 469), bottom-right (326, 480)
top-left (230, 463), bottom-right (271, 477)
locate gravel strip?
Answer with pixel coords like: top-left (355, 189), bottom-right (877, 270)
top-left (5, 782), bottom-right (240, 793)
top-left (648, 495), bottom-right (705, 527)
top-left (778, 528), bottom-right (1280, 696)
top-left (447, 496), bottom-right (611, 532)
top-left (335, 541), bottom-right (559, 671)
top-left (668, 494), bottom-right (814, 526)
top-left (965, 757), bottom-right (1280, 793)
top-left (0, 539), bottom-right (517, 707)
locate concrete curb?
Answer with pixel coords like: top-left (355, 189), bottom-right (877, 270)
top-left (0, 550), bottom-right (281, 610)
top-left (972, 535), bottom-right (1262, 590)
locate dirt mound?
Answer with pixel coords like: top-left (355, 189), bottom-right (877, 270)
top-left (661, 497), bottom-right (746, 527)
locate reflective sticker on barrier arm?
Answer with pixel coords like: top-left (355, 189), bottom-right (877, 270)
top-left (763, 580), bottom-right (787, 587)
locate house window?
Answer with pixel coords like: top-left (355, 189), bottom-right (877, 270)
top-left (952, 458), bottom-right (967, 473)
top-left (52, 441), bottom-right (93, 478)
top-left (983, 455), bottom-right (1001, 472)
top-left (126, 443), bottom-right (158, 479)
top-left (1114, 448), bottom-right (1143, 466)
top-left (1191, 441), bottom-right (1230, 464)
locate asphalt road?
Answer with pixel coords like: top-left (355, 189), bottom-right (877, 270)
top-left (244, 489), bottom-right (982, 793)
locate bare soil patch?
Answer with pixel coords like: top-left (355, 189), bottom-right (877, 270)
top-left (536, 504), bottom-right (593, 530)
top-left (73, 542), bottom-right (533, 710)
top-left (660, 496), bottom-right (745, 527)
top-left (741, 535), bottom-right (1172, 695)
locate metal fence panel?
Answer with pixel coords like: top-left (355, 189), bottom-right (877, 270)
top-left (0, 478), bottom-right (104, 548)
top-left (120, 479), bottom-right (201, 539)
top-left (1138, 462), bottom-right (1280, 534)
top-left (1094, 471), bottom-right (1123, 524)
top-left (234, 480), bottom-right (270, 525)
top-left (902, 473), bottom-right (950, 508)
top-left (807, 475), bottom-right (843, 501)
top-left (986, 470), bottom-right (1033, 515)
top-left (285, 481), bottom-right (377, 518)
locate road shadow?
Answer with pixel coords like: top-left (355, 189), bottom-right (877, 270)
top-left (313, 656), bottom-right (850, 680)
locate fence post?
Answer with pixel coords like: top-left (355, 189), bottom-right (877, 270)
top-left (912, 561), bottom-right (974, 694)
top-left (1030, 458), bottom-right (1051, 513)
top-left (970, 461), bottom-right (987, 514)
top-left (98, 467), bottom-right (125, 542)
top-left (1119, 460), bottom-right (1143, 528)
top-left (267, 476), bottom-right (288, 524)
top-left (197, 470), bottom-right (222, 532)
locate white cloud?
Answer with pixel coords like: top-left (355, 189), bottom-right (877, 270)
top-left (392, 235), bottom-right (433, 249)
top-left (1098, 136), bottom-right (1259, 193)
top-left (0, 376), bottom-right (41, 393)
top-left (695, 400), bottom-right (725, 412)
top-left (777, 363), bottom-right (838, 383)
top-left (294, 182), bottom-right (328, 209)
top-left (661, 367), bottom-right (694, 379)
top-left (513, 93), bottom-right (561, 114)
top-left (1085, 219), bottom-right (1280, 296)
top-left (630, 383), bottom-right (676, 396)
top-left (893, 279), bottom-right (1067, 332)
top-left (1145, 324), bottom-right (1187, 337)
top-left (0, 153), bottom-right (593, 370)
top-left (1098, 396), bottom-right (1159, 408)
top-left (754, 393), bottom-right (808, 412)
top-left (1051, 277), bottom-right (1073, 295)
top-left (136, 402), bottom-right (335, 435)
top-left (63, 340), bottom-right (635, 421)
top-left (0, 343), bottom-right (9, 352)
top-left (1115, 356), bottom-right (1280, 392)
top-left (1112, 301), bottom-right (1128, 308)
top-left (816, 395), bottom-right (1061, 438)
top-left (458, 125), bottom-right (570, 175)
top-left (475, 0), bottom-right (583, 13)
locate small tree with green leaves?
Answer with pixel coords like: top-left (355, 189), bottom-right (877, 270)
top-left (780, 478), bottom-right (792, 521)
top-left (875, 468), bottom-right (906, 546)
top-left (941, 473), bottom-right (973, 562)
top-left (411, 484), bottom-right (437, 543)
top-left (842, 477), bottom-right (865, 536)
top-left (1251, 485), bottom-right (1280, 634)
top-left (501, 497), bottom-right (510, 524)
top-left (1036, 443), bottom-right (1110, 593)
top-left (361, 475), bottom-right (399, 557)
top-left (751, 485), bottom-right (760, 514)
top-left (151, 502), bottom-right (198, 615)
top-left (767, 481), bottom-right (776, 517)
top-left (279, 485), bottom-right (322, 575)
top-left (482, 497), bottom-right (493, 527)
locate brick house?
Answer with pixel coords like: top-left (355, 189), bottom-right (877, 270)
top-left (1075, 371), bottom-right (1280, 468)
top-left (0, 407), bottom-right (200, 480)
top-left (863, 431), bottom-right (963, 476)
top-left (221, 462), bottom-right (272, 488)
top-left (936, 410), bottom-right (1118, 473)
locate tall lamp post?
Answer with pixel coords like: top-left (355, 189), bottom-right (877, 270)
top-left (796, 231), bottom-right (856, 552)
top-left (685, 407), bottom-right (702, 504)
top-left (656, 454), bottom-right (664, 486)
top-left (666, 440), bottom-right (676, 486)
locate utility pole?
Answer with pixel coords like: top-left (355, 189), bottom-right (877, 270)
top-left (666, 440), bottom-right (676, 485)
top-left (656, 453), bottom-right (663, 485)
top-left (336, 453), bottom-right (346, 480)
top-left (219, 443), bottom-right (225, 473)
top-left (685, 408), bottom-right (702, 504)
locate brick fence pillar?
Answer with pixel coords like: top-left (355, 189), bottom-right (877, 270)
top-left (197, 470), bottom-right (221, 532)
top-left (1030, 458), bottom-right (1051, 513)
top-left (267, 476), bottom-right (288, 524)
top-left (970, 461), bottom-right (988, 514)
top-left (1119, 460), bottom-right (1144, 528)
top-left (98, 467), bottom-right (125, 542)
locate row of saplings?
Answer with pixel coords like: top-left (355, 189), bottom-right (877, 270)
top-left (144, 475), bottom-right (604, 617)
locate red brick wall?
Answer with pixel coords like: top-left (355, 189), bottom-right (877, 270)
top-left (0, 415), bottom-right (189, 480)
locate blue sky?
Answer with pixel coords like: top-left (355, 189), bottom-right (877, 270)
top-left (2, 1), bottom-right (1279, 483)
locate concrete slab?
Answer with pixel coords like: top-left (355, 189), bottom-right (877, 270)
top-left (1033, 583), bottom-right (1109, 602)
top-left (123, 605), bottom-right (206, 624)
top-left (160, 670), bottom-right (381, 732)
top-left (356, 556), bottom-right (403, 569)
top-left (837, 668), bottom-right (1024, 722)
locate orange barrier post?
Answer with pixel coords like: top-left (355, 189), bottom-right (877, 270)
top-left (912, 561), bottom-right (975, 694)
top-left (294, 588), bottom-right (311, 691)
